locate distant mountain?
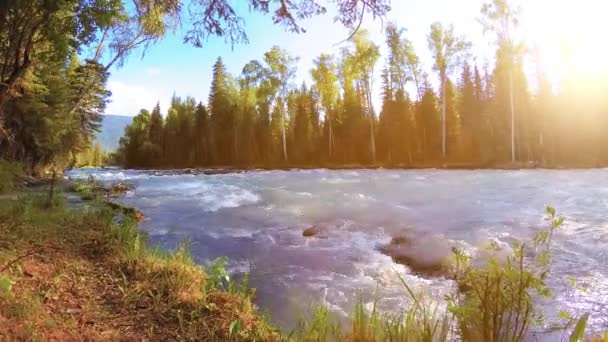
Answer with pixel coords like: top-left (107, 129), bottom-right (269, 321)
top-left (95, 114), bottom-right (132, 151)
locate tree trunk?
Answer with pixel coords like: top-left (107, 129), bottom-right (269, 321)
top-left (423, 127), bottom-right (427, 162)
top-left (509, 69), bottom-right (516, 163)
top-left (441, 76), bottom-right (447, 160)
top-left (369, 113), bottom-right (376, 164)
top-left (281, 103), bottom-right (288, 163)
top-left (328, 110), bottom-right (333, 159)
top-left (234, 123), bottom-right (238, 164)
top-left (365, 86), bottom-right (376, 164)
top-left (406, 124), bottom-right (413, 165)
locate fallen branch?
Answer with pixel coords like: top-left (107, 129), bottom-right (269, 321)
top-left (0, 250), bottom-right (37, 273)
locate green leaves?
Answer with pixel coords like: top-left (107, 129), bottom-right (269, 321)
top-left (229, 319), bottom-right (242, 339)
top-left (533, 230), bottom-right (549, 246)
top-left (553, 216), bottom-right (565, 229)
top-left (205, 256), bottom-right (231, 292)
top-left (0, 275), bottom-right (15, 295)
top-left (569, 313), bottom-right (589, 342)
top-left (427, 22), bottom-right (471, 76)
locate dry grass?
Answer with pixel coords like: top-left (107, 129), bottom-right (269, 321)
top-left (0, 193), bottom-right (280, 341)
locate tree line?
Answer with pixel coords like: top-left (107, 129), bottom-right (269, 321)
top-left (0, 0), bottom-right (388, 175)
top-left (117, 3), bottom-right (608, 169)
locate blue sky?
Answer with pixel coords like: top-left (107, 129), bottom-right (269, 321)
top-left (104, 0), bottom-right (608, 116)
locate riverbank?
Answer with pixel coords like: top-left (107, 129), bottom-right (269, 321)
top-left (0, 190), bottom-right (280, 340)
top-left (108, 160), bottom-right (608, 177)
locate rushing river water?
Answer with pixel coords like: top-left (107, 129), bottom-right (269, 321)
top-left (67, 168), bottom-right (608, 334)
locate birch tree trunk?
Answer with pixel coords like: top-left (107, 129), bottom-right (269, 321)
top-left (509, 68), bottom-right (516, 163)
top-left (365, 86), bottom-right (376, 164)
top-left (441, 75), bottom-right (447, 159)
top-left (328, 111), bottom-right (334, 159)
top-left (281, 100), bottom-right (288, 162)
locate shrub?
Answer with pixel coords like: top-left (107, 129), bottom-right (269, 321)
top-left (448, 206), bottom-right (563, 342)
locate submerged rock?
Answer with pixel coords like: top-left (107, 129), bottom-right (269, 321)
top-left (303, 225), bottom-right (322, 237)
top-left (106, 202), bottom-right (145, 223)
top-left (109, 182), bottom-right (133, 195)
top-left (379, 232), bottom-right (456, 279)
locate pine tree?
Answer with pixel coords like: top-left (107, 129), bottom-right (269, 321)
top-left (193, 102), bottom-right (210, 165)
top-left (339, 52), bottom-right (366, 164)
top-left (163, 108), bottom-right (179, 167)
top-left (416, 81), bottom-right (441, 161)
top-left (149, 103), bottom-right (163, 145)
top-left (209, 57), bottom-right (236, 165)
top-left (445, 79), bottom-right (461, 159)
top-left (293, 84), bottom-right (311, 164)
top-left (148, 102), bottom-right (164, 162)
top-left (270, 98), bottom-right (284, 163)
top-left (458, 64), bottom-right (480, 161)
top-left (307, 88), bottom-right (321, 161)
top-left (395, 89), bottom-right (414, 165)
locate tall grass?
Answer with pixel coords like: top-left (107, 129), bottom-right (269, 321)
top-left (292, 284), bottom-right (452, 342)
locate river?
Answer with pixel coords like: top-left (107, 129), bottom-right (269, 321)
top-left (66, 168), bottom-right (608, 335)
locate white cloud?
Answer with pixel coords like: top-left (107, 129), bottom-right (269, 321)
top-left (145, 67), bottom-right (161, 76)
top-left (106, 80), bottom-right (168, 115)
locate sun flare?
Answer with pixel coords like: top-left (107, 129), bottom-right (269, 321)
top-left (526, 0), bottom-right (608, 80)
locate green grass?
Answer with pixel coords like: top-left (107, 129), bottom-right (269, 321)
top-left (293, 300), bottom-right (451, 342)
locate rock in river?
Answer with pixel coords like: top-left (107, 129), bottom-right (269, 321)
top-left (303, 225), bottom-right (322, 237)
top-left (379, 232), bottom-right (457, 279)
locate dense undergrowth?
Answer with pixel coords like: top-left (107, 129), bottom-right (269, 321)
top-left (0, 162), bottom-right (605, 341)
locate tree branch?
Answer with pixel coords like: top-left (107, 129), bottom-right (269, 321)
top-left (333, 2), bottom-right (366, 46)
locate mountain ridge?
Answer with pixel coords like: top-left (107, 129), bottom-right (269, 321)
top-left (95, 114), bottom-right (132, 151)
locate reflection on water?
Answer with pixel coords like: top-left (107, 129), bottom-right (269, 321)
top-left (67, 168), bottom-right (608, 333)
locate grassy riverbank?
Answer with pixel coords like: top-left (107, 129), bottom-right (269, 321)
top-left (0, 192), bottom-right (280, 340)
